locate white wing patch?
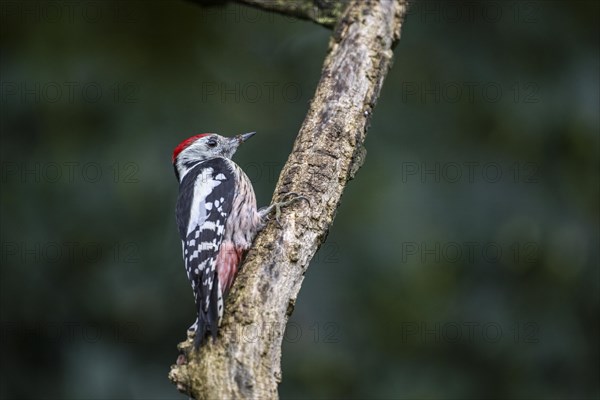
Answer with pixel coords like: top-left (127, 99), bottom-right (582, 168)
top-left (187, 167), bottom-right (222, 236)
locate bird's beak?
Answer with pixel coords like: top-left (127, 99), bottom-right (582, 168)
top-left (237, 131), bottom-right (256, 143)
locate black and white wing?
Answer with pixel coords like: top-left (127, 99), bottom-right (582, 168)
top-left (175, 157), bottom-right (235, 346)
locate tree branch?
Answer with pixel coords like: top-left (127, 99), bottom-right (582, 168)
top-left (169, 1), bottom-right (408, 398)
top-left (190, 0), bottom-right (346, 28)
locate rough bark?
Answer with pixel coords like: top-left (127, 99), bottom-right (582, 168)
top-left (169, 1), bottom-right (408, 398)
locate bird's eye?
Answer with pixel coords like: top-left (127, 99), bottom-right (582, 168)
top-left (207, 138), bottom-right (218, 148)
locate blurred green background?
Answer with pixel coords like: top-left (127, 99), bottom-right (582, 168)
top-left (1, 1), bottom-right (598, 399)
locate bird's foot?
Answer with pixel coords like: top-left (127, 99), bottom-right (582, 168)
top-left (259, 192), bottom-right (309, 227)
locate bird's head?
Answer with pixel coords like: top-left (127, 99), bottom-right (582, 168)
top-left (172, 132), bottom-right (255, 181)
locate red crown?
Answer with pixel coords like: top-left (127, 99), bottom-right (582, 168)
top-left (172, 133), bottom-right (213, 163)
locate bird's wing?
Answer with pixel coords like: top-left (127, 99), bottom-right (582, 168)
top-left (176, 158), bottom-right (235, 344)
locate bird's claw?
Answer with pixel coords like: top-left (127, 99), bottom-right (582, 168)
top-left (260, 192), bottom-right (309, 227)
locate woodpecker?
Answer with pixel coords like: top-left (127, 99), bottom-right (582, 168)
top-left (172, 132), bottom-right (299, 349)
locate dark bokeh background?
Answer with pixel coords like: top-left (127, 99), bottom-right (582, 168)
top-left (1, 1), bottom-right (598, 399)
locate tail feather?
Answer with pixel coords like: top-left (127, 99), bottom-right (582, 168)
top-left (192, 276), bottom-right (221, 349)
top-left (190, 242), bottom-right (245, 350)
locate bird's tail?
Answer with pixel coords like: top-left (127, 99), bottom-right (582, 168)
top-left (193, 281), bottom-right (220, 349)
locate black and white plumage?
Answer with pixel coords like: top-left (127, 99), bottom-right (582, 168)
top-left (172, 132), bottom-right (264, 348)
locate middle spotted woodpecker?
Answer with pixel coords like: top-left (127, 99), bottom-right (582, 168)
top-left (172, 132), bottom-right (300, 349)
